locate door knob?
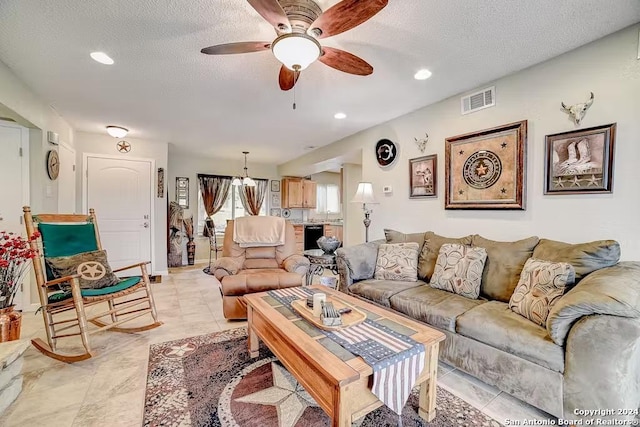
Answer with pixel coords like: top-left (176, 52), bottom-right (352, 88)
top-left (143, 222), bottom-right (149, 228)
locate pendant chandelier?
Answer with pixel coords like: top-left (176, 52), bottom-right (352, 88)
top-left (232, 151), bottom-right (256, 187)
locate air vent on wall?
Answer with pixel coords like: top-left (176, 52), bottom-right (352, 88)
top-left (461, 86), bottom-right (495, 115)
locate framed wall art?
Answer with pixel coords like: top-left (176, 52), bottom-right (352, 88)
top-left (445, 120), bottom-right (527, 210)
top-left (271, 192), bottom-right (281, 208)
top-left (271, 180), bottom-right (280, 192)
top-left (544, 123), bottom-right (615, 195)
top-left (175, 177), bottom-right (189, 208)
top-left (270, 208), bottom-right (281, 217)
top-left (409, 154), bottom-right (437, 198)
top-left (157, 168), bottom-right (165, 198)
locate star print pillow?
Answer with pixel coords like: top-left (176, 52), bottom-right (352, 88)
top-left (46, 249), bottom-right (121, 290)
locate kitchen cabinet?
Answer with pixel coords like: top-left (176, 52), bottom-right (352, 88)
top-left (324, 225), bottom-right (344, 243)
top-left (292, 224), bottom-right (304, 254)
top-left (281, 177), bottom-right (317, 209)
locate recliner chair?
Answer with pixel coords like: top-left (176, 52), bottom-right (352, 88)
top-left (211, 219), bottom-right (310, 319)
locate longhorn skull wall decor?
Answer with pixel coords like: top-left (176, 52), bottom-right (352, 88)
top-left (414, 133), bottom-right (429, 153)
top-left (561, 92), bottom-right (594, 126)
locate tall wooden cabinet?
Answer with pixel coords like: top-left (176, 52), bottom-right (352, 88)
top-left (281, 177), bottom-right (317, 209)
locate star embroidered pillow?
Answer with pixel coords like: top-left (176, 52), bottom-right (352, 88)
top-left (509, 258), bottom-right (575, 327)
top-left (429, 243), bottom-right (487, 299)
top-left (46, 249), bottom-right (120, 290)
top-left (374, 242), bottom-right (420, 282)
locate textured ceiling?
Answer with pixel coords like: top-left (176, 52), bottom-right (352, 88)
top-left (1, 0), bottom-right (639, 163)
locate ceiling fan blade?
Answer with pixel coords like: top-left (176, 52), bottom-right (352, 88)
top-left (309, 0), bottom-right (387, 39)
top-left (247, 0), bottom-right (290, 31)
top-left (319, 47), bottom-right (373, 76)
top-left (201, 42), bottom-right (271, 55)
top-left (279, 65), bottom-right (299, 91)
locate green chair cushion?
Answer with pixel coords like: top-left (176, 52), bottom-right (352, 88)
top-left (46, 277), bottom-right (142, 303)
top-left (38, 223), bottom-right (98, 258)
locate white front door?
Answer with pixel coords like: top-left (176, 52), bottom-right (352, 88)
top-left (86, 156), bottom-right (152, 274)
top-left (0, 121), bottom-right (29, 309)
top-left (57, 143), bottom-right (76, 213)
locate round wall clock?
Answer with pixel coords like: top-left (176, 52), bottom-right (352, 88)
top-left (375, 139), bottom-right (398, 168)
top-left (281, 208), bottom-right (291, 219)
top-left (46, 150), bottom-right (60, 180)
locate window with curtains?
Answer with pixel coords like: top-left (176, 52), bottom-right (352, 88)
top-left (197, 187), bottom-right (266, 235)
top-left (315, 183), bottom-right (341, 214)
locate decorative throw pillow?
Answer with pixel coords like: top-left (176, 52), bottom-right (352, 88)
top-left (509, 258), bottom-right (575, 327)
top-left (418, 232), bottom-right (473, 281)
top-left (471, 235), bottom-right (540, 303)
top-left (374, 242), bottom-right (420, 282)
top-left (46, 249), bottom-right (120, 290)
top-left (532, 238), bottom-right (619, 284)
top-left (429, 243), bottom-right (487, 299)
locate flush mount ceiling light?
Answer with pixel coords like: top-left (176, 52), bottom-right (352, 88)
top-left (106, 126), bottom-right (128, 138)
top-left (90, 52), bottom-right (114, 65)
top-left (334, 112), bottom-right (347, 119)
top-left (414, 68), bottom-right (433, 80)
top-left (232, 151), bottom-right (256, 187)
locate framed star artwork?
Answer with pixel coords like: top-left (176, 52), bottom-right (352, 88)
top-left (544, 123), bottom-right (616, 195)
top-left (445, 120), bottom-right (527, 209)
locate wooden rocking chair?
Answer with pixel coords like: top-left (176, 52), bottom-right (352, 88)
top-left (23, 206), bottom-right (162, 363)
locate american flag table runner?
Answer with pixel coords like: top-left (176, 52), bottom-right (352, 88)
top-left (267, 288), bottom-right (426, 415)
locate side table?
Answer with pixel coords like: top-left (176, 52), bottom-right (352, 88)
top-left (303, 249), bottom-right (338, 288)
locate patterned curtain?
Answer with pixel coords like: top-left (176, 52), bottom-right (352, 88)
top-left (238, 179), bottom-right (268, 215)
top-left (198, 175), bottom-right (232, 234)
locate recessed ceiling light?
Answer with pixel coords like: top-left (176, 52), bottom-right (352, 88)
top-left (90, 52), bottom-right (114, 65)
top-left (414, 69), bottom-right (432, 80)
top-left (106, 126), bottom-right (128, 138)
top-left (334, 112), bottom-right (347, 119)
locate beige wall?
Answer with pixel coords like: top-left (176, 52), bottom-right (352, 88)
top-left (342, 163), bottom-right (363, 247)
top-left (74, 132), bottom-right (169, 274)
top-left (278, 25), bottom-right (640, 260)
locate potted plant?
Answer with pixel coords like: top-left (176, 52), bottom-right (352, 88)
top-left (0, 230), bottom-right (39, 341)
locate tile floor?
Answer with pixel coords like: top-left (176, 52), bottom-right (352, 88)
top-left (0, 266), bottom-right (554, 426)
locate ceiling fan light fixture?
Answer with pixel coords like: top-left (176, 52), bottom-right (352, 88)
top-left (106, 125), bottom-right (128, 138)
top-left (272, 33), bottom-right (321, 71)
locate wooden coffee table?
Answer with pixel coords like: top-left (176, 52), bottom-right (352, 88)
top-left (245, 286), bottom-right (446, 427)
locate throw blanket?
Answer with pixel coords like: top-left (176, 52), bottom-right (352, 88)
top-left (233, 216), bottom-right (286, 247)
top-left (268, 287), bottom-right (426, 416)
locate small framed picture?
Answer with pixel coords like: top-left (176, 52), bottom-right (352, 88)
top-left (271, 192), bottom-right (281, 207)
top-left (271, 180), bottom-right (281, 192)
top-left (409, 154), bottom-right (437, 198)
top-left (270, 208), bottom-right (281, 217)
top-left (544, 123), bottom-right (616, 195)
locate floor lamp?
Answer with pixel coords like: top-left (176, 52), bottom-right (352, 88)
top-left (351, 182), bottom-right (378, 243)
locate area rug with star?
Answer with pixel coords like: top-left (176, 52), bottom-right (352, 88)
top-left (144, 328), bottom-right (502, 426)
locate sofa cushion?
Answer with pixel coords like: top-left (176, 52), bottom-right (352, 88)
top-left (456, 301), bottom-right (564, 373)
top-left (429, 243), bottom-right (487, 299)
top-left (374, 242), bottom-right (420, 281)
top-left (472, 235), bottom-right (540, 302)
top-left (532, 238), bottom-right (620, 283)
top-left (390, 285), bottom-right (486, 332)
top-left (509, 258), bottom-right (575, 327)
top-left (349, 279), bottom-right (423, 307)
top-left (384, 229), bottom-right (425, 246)
top-left (418, 232), bottom-right (473, 281)
top-left (220, 270), bottom-right (302, 296)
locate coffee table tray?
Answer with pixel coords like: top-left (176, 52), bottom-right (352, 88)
top-left (291, 297), bottom-right (366, 331)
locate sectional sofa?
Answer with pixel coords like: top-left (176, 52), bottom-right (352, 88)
top-left (335, 230), bottom-right (640, 422)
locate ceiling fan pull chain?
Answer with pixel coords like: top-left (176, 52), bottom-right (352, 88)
top-left (293, 69), bottom-right (299, 110)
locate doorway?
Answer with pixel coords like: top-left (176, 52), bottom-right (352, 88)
top-left (84, 155), bottom-right (153, 275)
top-left (0, 121), bottom-right (29, 310)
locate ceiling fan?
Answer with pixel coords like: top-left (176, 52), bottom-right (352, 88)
top-left (200, 0), bottom-right (388, 91)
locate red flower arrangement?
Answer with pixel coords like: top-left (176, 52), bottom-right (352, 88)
top-left (0, 231), bottom-right (40, 309)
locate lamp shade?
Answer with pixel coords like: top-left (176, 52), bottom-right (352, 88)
top-left (231, 177), bottom-right (242, 186)
top-left (106, 126), bottom-right (128, 138)
top-left (243, 177), bottom-right (256, 187)
top-left (351, 182), bottom-right (378, 204)
top-left (272, 33), bottom-right (321, 71)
